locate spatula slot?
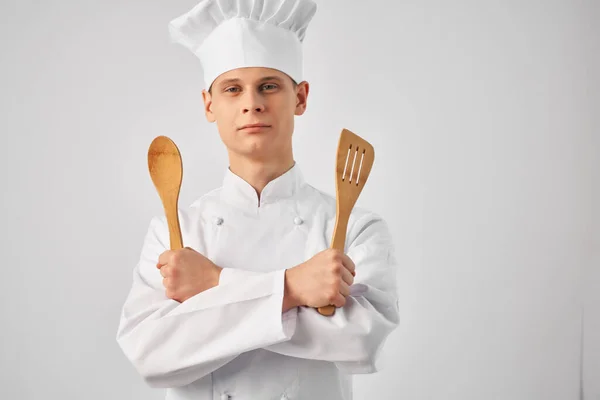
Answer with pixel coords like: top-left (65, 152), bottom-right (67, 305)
top-left (356, 149), bottom-right (365, 186)
top-left (350, 146), bottom-right (359, 183)
top-left (342, 144), bottom-right (367, 186)
top-left (342, 144), bottom-right (352, 182)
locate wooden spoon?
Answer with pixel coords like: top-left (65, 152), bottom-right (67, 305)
top-left (147, 135), bottom-right (184, 250)
top-left (317, 128), bottom-right (375, 316)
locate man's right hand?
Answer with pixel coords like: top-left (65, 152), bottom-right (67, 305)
top-left (283, 249), bottom-right (356, 311)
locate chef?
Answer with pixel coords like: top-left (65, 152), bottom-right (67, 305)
top-left (116, 0), bottom-right (400, 399)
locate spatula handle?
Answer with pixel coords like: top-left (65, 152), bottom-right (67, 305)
top-left (317, 215), bottom-right (349, 316)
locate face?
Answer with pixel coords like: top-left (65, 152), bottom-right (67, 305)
top-left (202, 67), bottom-right (309, 162)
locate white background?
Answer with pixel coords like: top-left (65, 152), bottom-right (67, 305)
top-left (0, 1), bottom-right (597, 399)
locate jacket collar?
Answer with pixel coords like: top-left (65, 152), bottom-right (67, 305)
top-left (220, 162), bottom-right (305, 210)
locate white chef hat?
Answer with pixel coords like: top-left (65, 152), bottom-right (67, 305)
top-left (168, 0), bottom-right (318, 90)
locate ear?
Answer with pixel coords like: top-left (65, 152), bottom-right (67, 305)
top-left (202, 89), bottom-right (216, 123)
top-left (294, 81), bottom-right (309, 116)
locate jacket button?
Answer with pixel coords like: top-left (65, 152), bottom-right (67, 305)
top-left (293, 216), bottom-right (303, 225)
top-left (214, 217), bottom-right (224, 226)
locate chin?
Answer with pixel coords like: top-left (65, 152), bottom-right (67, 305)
top-left (235, 143), bottom-right (278, 161)
top-left (226, 131), bottom-right (290, 160)
top-left (242, 146), bottom-right (272, 160)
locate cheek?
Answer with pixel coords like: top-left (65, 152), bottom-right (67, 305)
top-left (274, 99), bottom-right (295, 124)
top-left (214, 111), bottom-right (240, 147)
top-left (283, 104), bottom-right (297, 128)
top-left (213, 106), bottom-right (236, 130)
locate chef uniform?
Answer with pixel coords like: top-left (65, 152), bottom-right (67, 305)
top-left (116, 1), bottom-right (400, 399)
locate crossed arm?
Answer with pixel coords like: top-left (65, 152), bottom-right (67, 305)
top-left (116, 213), bottom-right (400, 388)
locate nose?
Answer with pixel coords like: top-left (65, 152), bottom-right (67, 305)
top-left (241, 90), bottom-right (265, 114)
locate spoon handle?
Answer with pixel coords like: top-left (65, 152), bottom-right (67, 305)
top-left (163, 197), bottom-right (183, 250)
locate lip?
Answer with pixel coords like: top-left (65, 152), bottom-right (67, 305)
top-left (238, 123), bottom-right (271, 130)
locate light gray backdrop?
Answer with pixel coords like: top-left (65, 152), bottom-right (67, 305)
top-left (0, 0), bottom-right (597, 399)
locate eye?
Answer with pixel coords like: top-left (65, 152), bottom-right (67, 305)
top-left (261, 83), bottom-right (278, 90)
top-left (224, 86), bottom-right (240, 93)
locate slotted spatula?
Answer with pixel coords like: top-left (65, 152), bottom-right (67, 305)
top-left (317, 128), bottom-right (375, 316)
top-left (147, 135), bottom-right (184, 250)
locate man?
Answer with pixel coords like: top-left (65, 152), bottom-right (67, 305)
top-left (116, 0), bottom-right (400, 399)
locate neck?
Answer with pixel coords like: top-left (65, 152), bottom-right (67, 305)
top-left (228, 153), bottom-right (295, 198)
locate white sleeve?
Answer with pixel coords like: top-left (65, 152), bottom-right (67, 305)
top-left (221, 212), bottom-right (401, 374)
top-left (116, 216), bottom-right (298, 388)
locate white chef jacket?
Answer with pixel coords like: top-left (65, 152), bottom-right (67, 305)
top-left (116, 163), bottom-right (400, 400)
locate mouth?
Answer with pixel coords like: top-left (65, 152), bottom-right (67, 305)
top-left (238, 123), bottom-right (272, 130)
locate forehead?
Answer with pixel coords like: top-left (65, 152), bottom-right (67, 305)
top-left (212, 67), bottom-right (289, 87)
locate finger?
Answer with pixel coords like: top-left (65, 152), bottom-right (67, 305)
top-left (341, 253), bottom-right (355, 276)
top-left (184, 246), bottom-right (199, 255)
top-left (339, 281), bottom-right (350, 297)
top-left (159, 265), bottom-right (169, 278)
top-left (332, 293), bottom-right (347, 308)
top-left (340, 267), bottom-right (354, 286)
top-left (158, 250), bottom-right (174, 266)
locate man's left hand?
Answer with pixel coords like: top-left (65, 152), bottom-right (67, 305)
top-left (157, 247), bottom-right (223, 303)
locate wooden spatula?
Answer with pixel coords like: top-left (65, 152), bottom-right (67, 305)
top-left (148, 135), bottom-right (184, 250)
top-left (317, 128), bottom-right (375, 316)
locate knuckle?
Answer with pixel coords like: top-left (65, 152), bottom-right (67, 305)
top-left (327, 290), bottom-right (337, 302)
top-left (331, 263), bottom-right (342, 274)
top-left (328, 277), bottom-right (339, 289)
top-left (171, 252), bottom-right (181, 264)
top-left (329, 249), bottom-right (341, 261)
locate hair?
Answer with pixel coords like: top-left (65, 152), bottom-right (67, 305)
top-left (208, 76), bottom-right (298, 95)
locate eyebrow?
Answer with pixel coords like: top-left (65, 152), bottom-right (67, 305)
top-left (217, 76), bottom-right (283, 88)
